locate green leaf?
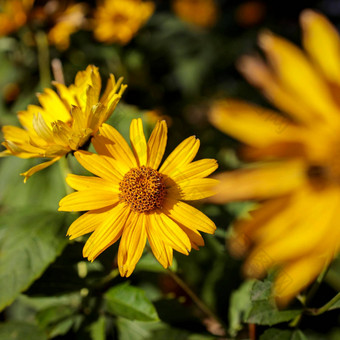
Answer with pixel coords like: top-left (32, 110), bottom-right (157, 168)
top-left (89, 316), bottom-right (106, 340)
top-left (228, 280), bottom-right (255, 336)
top-left (105, 282), bottom-right (159, 322)
top-left (0, 209), bottom-right (68, 311)
top-left (244, 277), bottom-right (302, 326)
top-left (260, 328), bottom-right (307, 340)
top-left (246, 301), bottom-right (302, 326)
top-left (0, 321), bottom-right (47, 340)
top-left (135, 252), bottom-right (177, 273)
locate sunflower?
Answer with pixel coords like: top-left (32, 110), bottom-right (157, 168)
top-left (93, 0), bottom-right (154, 45)
top-left (209, 10), bottom-right (340, 305)
top-left (172, 0), bottom-right (218, 28)
top-left (0, 65), bottom-right (127, 181)
top-left (59, 118), bottom-right (217, 277)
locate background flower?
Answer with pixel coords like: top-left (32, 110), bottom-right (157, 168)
top-left (1, 65), bottom-right (126, 181)
top-left (210, 10), bottom-right (340, 305)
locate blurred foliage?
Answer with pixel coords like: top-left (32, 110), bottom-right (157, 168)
top-left (0, 0), bottom-right (339, 339)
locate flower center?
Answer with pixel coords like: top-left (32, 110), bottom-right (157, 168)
top-left (119, 166), bottom-right (167, 213)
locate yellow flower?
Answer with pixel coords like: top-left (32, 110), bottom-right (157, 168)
top-left (172, 0), bottom-right (218, 28)
top-left (47, 2), bottom-right (87, 51)
top-left (59, 118), bottom-right (218, 277)
top-left (0, 0), bottom-right (34, 36)
top-left (1, 65), bottom-right (127, 181)
top-left (93, 0), bottom-right (154, 45)
top-left (209, 10), bottom-right (340, 305)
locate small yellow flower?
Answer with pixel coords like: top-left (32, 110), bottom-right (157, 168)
top-left (93, 0), bottom-right (154, 45)
top-left (209, 10), bottom-right (340, 305)
top-left (1, 65), bottom-right (127, 181)
top-left (59, 118), bottom-right (218, 277)
top-left (47, 2), bottom-right (87, 51)
top-left (172, 0), bottom-right (218, 28)
top-left (0, 0), bottom-right (34, 36)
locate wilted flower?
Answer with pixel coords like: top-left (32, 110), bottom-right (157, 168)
top-left (1, 65), bottom-right (126, 181)
top-left (93, 0), bottom-right (154, 45)
top-left (210, 10), bottom-right (340, 305)
top-left (59, 118), bottom-right (218, 277)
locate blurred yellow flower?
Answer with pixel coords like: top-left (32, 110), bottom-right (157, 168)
top-left (209, 10), bottom-right (340, 305)
top-left (59, 118), bottom-right (217, 277)
top-left (47, 2), bottom-right (87, 50)
top-left (93, 0), bottom-right (154, 45)
top-left (1, 65), bottom-right (127, 181)
top-left (0, 0), bottom-right (34, 36)
top-left (172, 0), bottom-right (217, 28)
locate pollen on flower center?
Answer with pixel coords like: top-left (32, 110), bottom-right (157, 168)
top-left (119, 166), bottom-right (167, 213)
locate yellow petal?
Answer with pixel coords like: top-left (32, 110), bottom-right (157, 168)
top-left (209, 100), bottom-right (296, 148)
top-left (145, 216), bottom-right (173, 268)
top-left (37, 88), bottom-right (71, 124)
top-left (301, 10), bottom-right (340, 85)
top-left (66, 174), bottom-right (119, 191)
top-left (130, 118), bottom-right (147, 166)
top-left (168, 178), bottom-right (219, 200)
top-left (59, 190), bottom-right (119, 212)
top-left (237, 56), bottom-right (319, 125)
top-left (163, 199), bottom-right (216, 234)
top-left (2, 125), bottom-right (31, 144)
top-left (83, 203), bottom-right (129, 261)
top-left (118, 211), bottom-right (147, 277)
top-left (159, 136), bottom-right (200, 176)
top-left (147, 120), bottom-right (168, 170)
top-left (210, 160), bottom-right (306, 203)
top-left (74, 151), bottom-right (122, 182)
top-left (98, 123), bottom-right (137, 168)
top-left (179, 225), bottom-right (204, 250)
top-left (259, 32), bottom-right (340, 124)
top-left (21, 156), bottom-right (62, 182)
top-left (166, 158), bottom-right (218, 183)
top-left (274, 255), bottom-right (327, 306)
top-left (148, 212), bottom-right (191, 255)
top-left (67, 206), bottom-right (113, 239)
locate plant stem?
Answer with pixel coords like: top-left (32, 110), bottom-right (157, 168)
top-left (305, 266), bottom-right (329, 305)
top-left (51, 58), bottom-right (65, 85)
top-left (36, 31), bottom-right (51, 89)
top-left (306, 292), bottom-right (340, 316)
top-left (58, 156), bottom-right (72, 195)
top-left (166, 268), bottom-right (227, 335)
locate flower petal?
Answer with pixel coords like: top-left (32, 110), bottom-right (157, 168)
top-left (67, 206), bottom-right (113, 239)
top-left (98, 123), bottom-right (137, 168)
top-left (66, 174), bottom-right (119, 191)
top-left (130, 118), bottom-right (147, 166)
top-left (209, 100), bottom-right (297, 148)
top-left (147, 120), bottom-right (168, 169)
top-left (163, 199), bottom-right (216, 234)
top-left (118, 211), bottom-right (147, 277)
top-left (259, 32), bottom-right (340, 124)
top-left (145, 216), bottom-right (173, 268)
top-left (301, 10), bottom-right (340, 85)
top-left (21, 156), bottom-right (62, 182)
top-left (59, 190), bottom-right (119, 211)
top-left (166, 158), bottom-right (218, 183)
top-left (83, 203), bottom-right (129, 261)
top-left (148, 211), bottom-right (191, 254)
top-left (168, 178), bottom-right (219, 200)
top-left (159, 136), bottom-right (200, 176)
top-left (210, 160), bottom-right (306, 203)
top-left (74, 150), bottom-right (122, 182)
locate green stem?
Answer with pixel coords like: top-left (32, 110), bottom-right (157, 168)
top-left (305, 266), bottom-right (329, 305)
top-left (166, 268), bottom-right (227, 335)
top-left (58, 155), bottom-right (72, 195)
top-left (306, 292), bottom-right (340, 316)
top-left (36, 31), bottom-right (51, 89)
